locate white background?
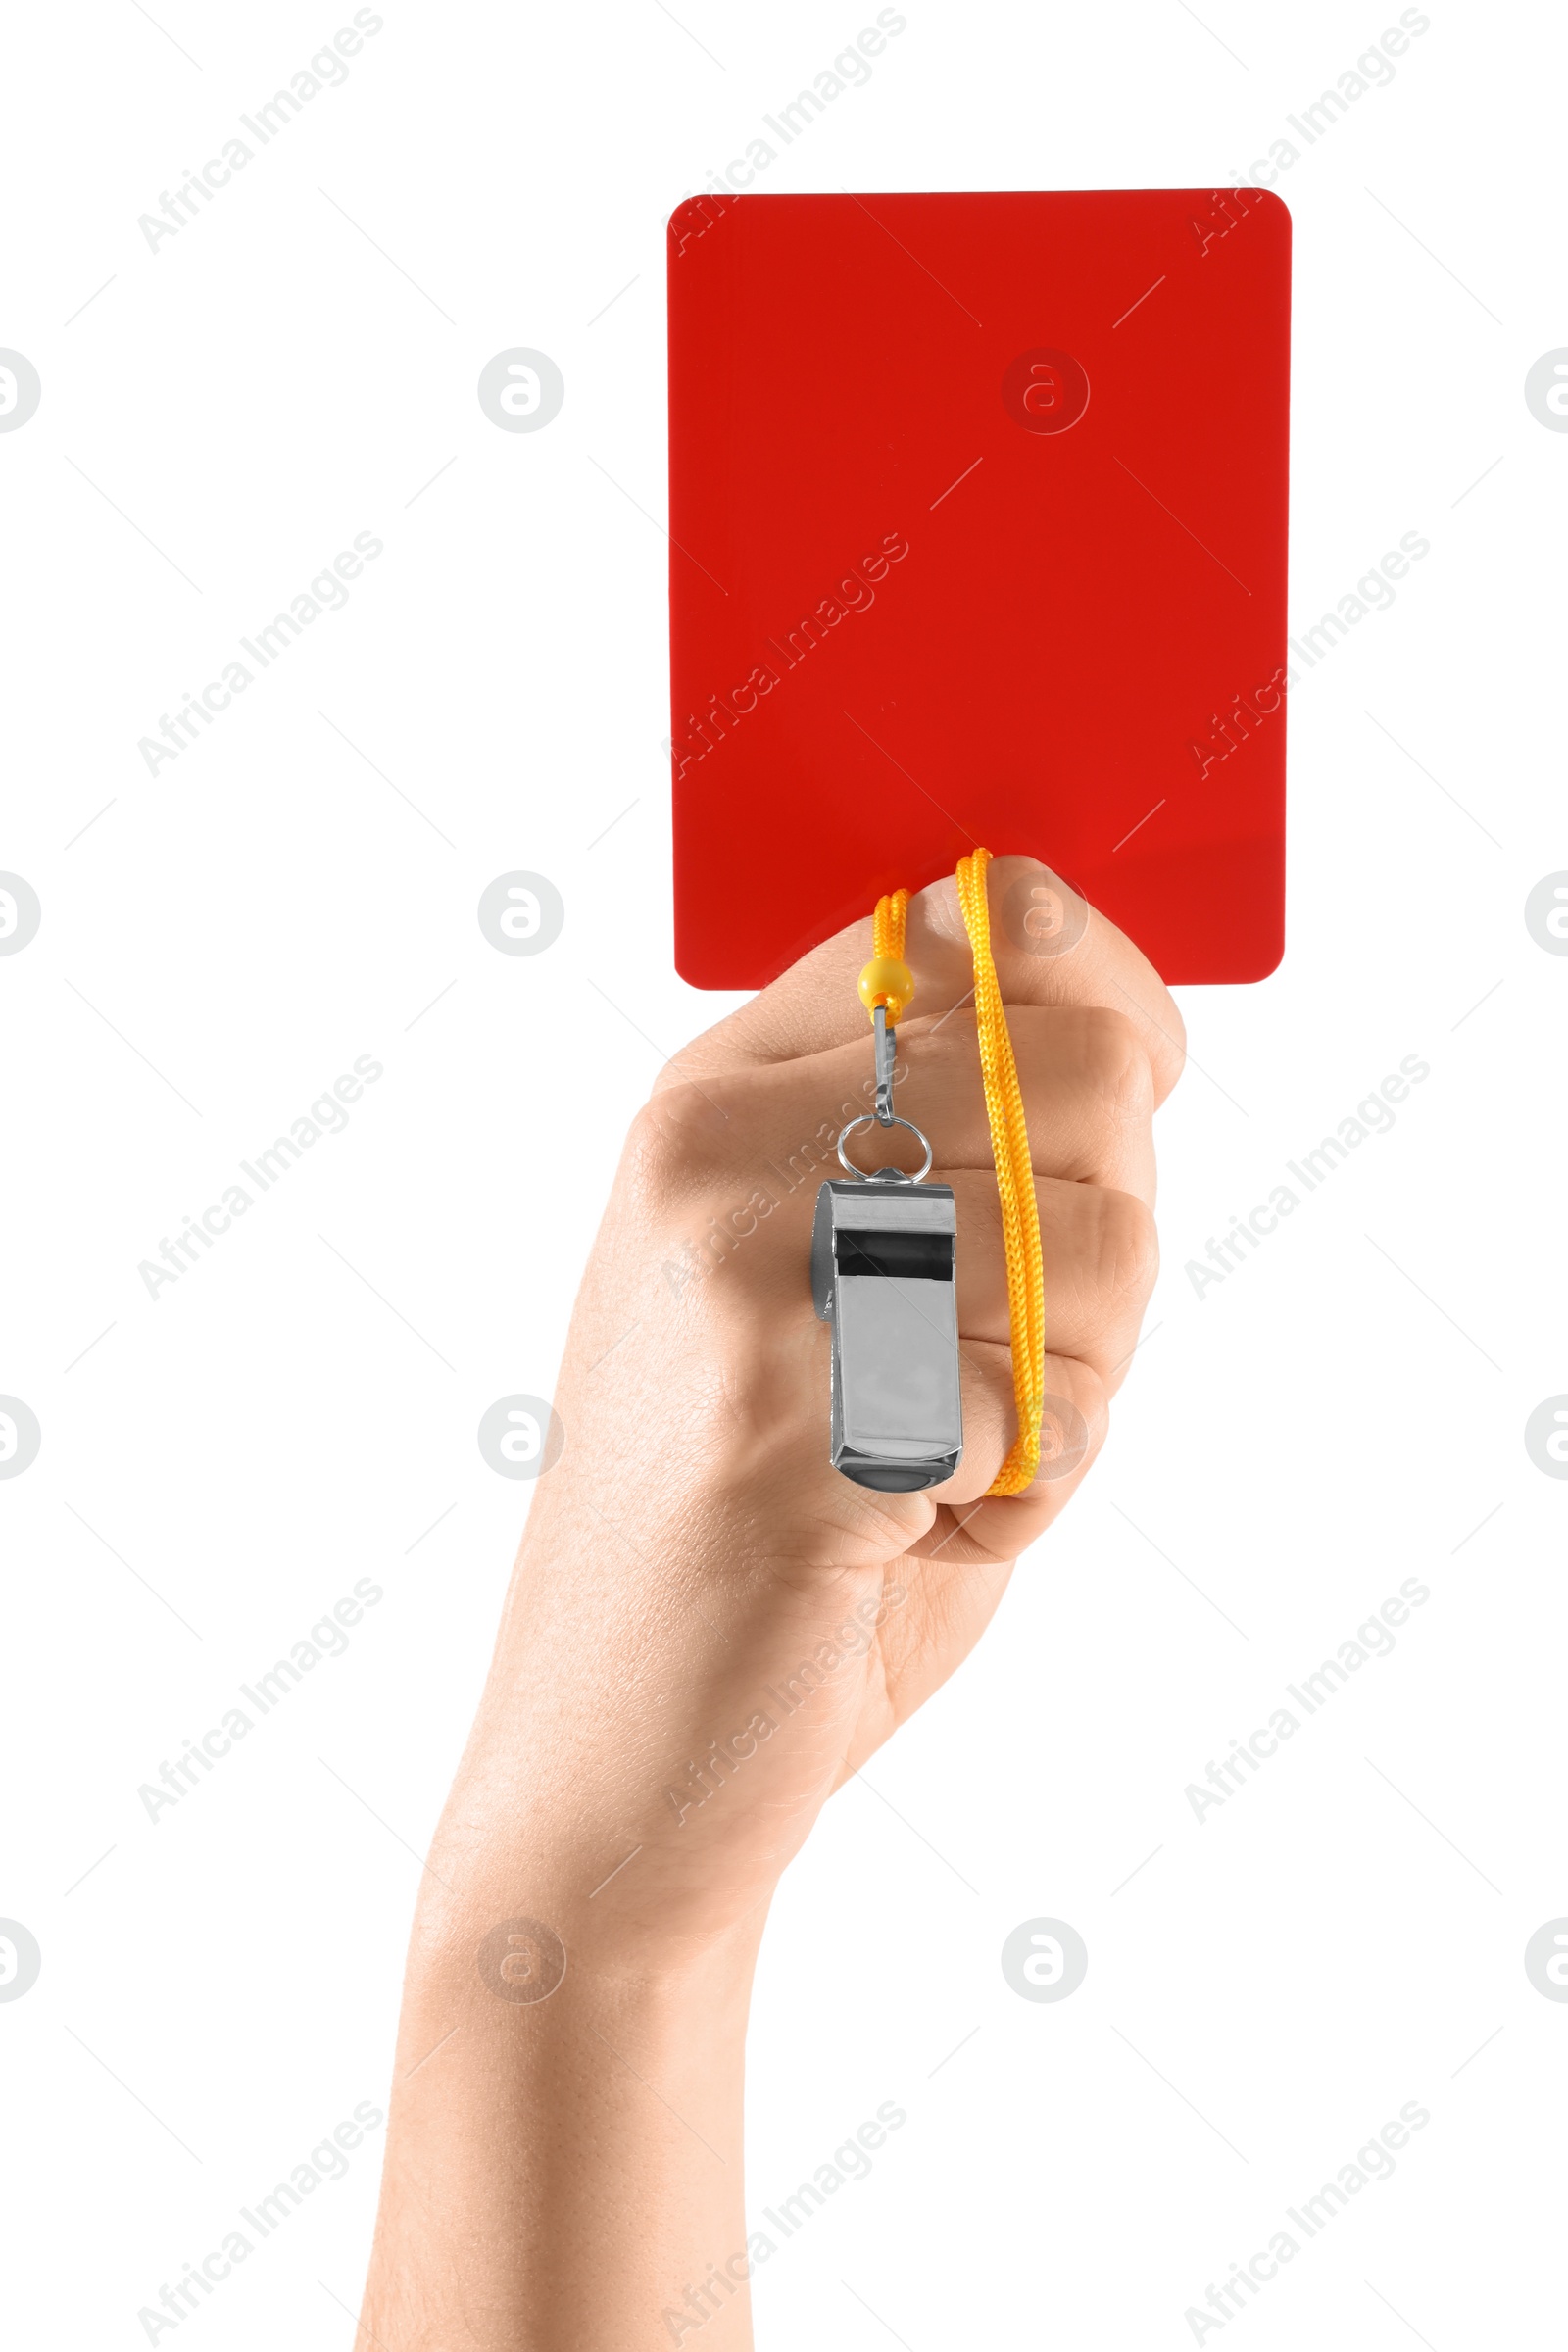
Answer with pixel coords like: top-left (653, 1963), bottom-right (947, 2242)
top-left (2, 1), bottom-right (1564, 2345)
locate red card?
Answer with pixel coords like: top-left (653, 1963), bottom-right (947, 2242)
top-left (667, 189), bottom-right (1291, 987)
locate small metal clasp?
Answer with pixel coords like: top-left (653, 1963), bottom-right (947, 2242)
top-left (873, 1004), bottom-right (896, 1125)
top-left (840, 1002), bottom-right (930, 1181)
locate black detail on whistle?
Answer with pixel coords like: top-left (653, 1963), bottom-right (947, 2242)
top-left (833, 1226), bottom-right (955, 1284)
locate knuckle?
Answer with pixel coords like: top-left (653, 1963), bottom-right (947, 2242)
top-left (1079, 1006), bottom-right (1154, 1124)
top-left (1036, 1358), bottom-right (1109, 1477)
top-left (1062, 1358), bottom-right (1109, 1437)
top-left (620, 1095), bottom-right (697, 1199)
top-left (1092, 1186), bottom-right (1160, 1302)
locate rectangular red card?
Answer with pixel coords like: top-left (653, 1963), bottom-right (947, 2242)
top-left (667, 188), bottom-right (1291, 987)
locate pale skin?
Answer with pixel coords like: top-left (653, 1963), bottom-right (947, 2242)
top-left (358, 856), bottom-right (1185, 2348)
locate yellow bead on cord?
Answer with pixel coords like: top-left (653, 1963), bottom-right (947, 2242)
top-left (858, 956), bottom-right (914, 1018)
top-left (852, 858), bottom-right (1046, 1497)
top-left (858, 888), bottom-right (913, 1021)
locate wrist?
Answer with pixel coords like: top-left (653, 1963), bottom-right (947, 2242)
top-left (410, 1797), bottom-right (773, 2004)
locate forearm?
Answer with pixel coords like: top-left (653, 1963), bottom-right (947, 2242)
top-left (357, 1488), bottom-right (870, 2349)
top-left (361, 1860), bottom-right (761, 2350)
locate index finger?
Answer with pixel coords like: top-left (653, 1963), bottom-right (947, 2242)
top-left (661, 854), bottom-right (1187, 1105)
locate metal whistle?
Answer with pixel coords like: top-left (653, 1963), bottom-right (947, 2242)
top-left (812, 1005), bottom-right (963, 1493)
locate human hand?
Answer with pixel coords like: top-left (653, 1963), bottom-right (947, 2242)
top-left (362, 854), bottom-right (1184, 2349)
top-left (436, 855), bottom-right (1185, 1963)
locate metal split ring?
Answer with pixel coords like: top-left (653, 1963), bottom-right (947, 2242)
top-left (836, 1113), bottom-right (934, 1185)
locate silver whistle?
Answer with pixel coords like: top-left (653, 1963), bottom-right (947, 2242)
top-left (812, 1006), bottom-right (962, 1493)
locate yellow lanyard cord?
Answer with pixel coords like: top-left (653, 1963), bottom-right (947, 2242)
top-left (872, 887), bottom-right (910, 968)
top-left (956, 850), bottom-right (1044, 1494)
top-left (857, 852), bottom-right (1045, 1496)
top-left (858, 888), bottom-right (913, 1018)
